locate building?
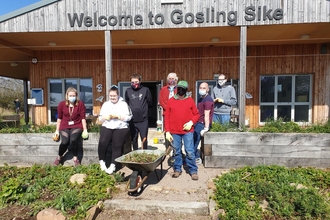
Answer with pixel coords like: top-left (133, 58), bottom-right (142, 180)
top-left (0, 0), bottom-right (329, 128)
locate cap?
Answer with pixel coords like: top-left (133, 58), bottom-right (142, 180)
top-left (177, 80), bottom-right (188, 89)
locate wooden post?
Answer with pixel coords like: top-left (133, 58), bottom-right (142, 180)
top-left (105, 31), bottom-right (112, 97)
top-left (239, 26), bottom-right (247, 128)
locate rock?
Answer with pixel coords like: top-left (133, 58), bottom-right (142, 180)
top-left (69, 173), bottom-right (87, 184)
top-left (86, 201), bottom-right (103, 220)
top-left (36, 208), bottom-right (66, 220)
top-left (207, 178), bottom-right (216, 190)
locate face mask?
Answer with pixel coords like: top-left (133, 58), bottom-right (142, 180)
top-left (131, 83), bottom-right (139, 89)
top-left (168, 79), bottom-right (175, 85)
top-left (177, 87), bottom-right (187, 96)
top-left (199, 89), bottom-right (207, 96)
top-left (218, 79), bottom-right (227, 87)
top-left (68, 97), bottom-right (76, 103)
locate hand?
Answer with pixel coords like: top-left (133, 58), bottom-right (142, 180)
top-left (215, 98), bottom-right (224, 103)
top-left (103, 115), bottom-right (111, 120)
top-left (52, 130), bottom-right (60, 142)
top-left (183, 120), bottom-right (193, 131)
top-left (200, 127), bottom-right (209, 136)
top-left (165, 132), bottom-right (173, 142)
top-left (81, 130), bottom-right (89, 139)
top-left (110, 114), bottom-right (120, 120)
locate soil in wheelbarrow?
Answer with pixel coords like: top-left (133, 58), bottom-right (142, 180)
top-left (96, 155), bottom-right (230, 220)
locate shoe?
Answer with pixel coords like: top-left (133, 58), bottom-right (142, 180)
top-left (73, 159), bottom-right (80, 166)
top-left (53, 156), bottom-right (62, 166)
top-left (99, 160), bottom-right (107, 171)
top-left (191, 173), bottom-right (199, 181)
top-left (195, 158), bottom-right (202, 165)
top-left (172, 171), bottom-right (182, 178)
top-left (105, 163), bottom-right (116, 175)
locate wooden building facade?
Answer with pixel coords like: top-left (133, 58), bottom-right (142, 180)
top-left (0, 0), bottom-right (329, 128)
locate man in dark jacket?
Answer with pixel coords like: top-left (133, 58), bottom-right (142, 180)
top-left (125, 73), bottom-right (153, 150)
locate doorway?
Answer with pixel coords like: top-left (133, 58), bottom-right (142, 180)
top-left (118, 81), bottom-right (162, 128)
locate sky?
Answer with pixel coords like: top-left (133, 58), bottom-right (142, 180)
top-left (0, 0), bottom-right (41, 16)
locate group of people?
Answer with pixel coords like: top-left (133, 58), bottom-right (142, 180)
top-left (159, 73), bottom-right (237, 180)
top-left (52, 73), bottom-right (237, 180)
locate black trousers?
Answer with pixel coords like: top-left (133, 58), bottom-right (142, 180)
top-left (129, 120), bottom-right (148, 150)
top-left (59, 128), bottom-right (82, 157)
top-left (98, 126), bottom-right (130, 165)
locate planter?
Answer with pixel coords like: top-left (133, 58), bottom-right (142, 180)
top-left (202, 132), bottom-right (330, 168)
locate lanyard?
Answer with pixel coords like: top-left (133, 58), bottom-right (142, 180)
top-left (69, 106), bottom-right (74, 121)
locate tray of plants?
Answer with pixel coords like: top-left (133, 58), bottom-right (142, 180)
top-left (115, 149), bottom-right (166, 195)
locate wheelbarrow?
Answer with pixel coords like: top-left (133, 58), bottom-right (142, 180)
top-left (115, 149), bottom-right (166, 195)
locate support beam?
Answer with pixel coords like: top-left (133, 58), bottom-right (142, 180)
top-left (0, 38), bottom-right (33, 56)
top-left (105, 31), bottom-right (112, 97)
top-left (239, 26), bottom-right (247, 128)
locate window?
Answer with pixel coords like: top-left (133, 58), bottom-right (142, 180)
top-left (48, 78), bottom-right (93, 123)
top-left (259, 75), bottom-right (312, 123)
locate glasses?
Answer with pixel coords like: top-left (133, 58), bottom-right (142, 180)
top-left (110, 85), bottom-right (118, 89)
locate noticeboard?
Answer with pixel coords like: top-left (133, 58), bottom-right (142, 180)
top-left (31, 88), bottom-right (44, 105)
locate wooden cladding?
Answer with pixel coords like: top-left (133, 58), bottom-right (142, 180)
top-left (31, 44), bottom-right (330, 127)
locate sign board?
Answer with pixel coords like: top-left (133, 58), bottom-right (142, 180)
top-left (31, 88), bottom-right (44, 105)
top-left (27, 98), bottom-right (36, 105)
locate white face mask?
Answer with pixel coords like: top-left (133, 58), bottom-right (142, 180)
top-left (218, 79), bottom-right (227, 86)
top-left (199, 89), bottom-right (207, 96)
top-left (68, 97), bottom-right (76, 103)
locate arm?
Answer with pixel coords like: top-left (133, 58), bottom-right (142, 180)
top-left (204, 110), bottom-right (210, 128)
top-left (225, 87), bottom-right (237, 106)
top-left (159, 87), bottom-right (167, 109)
top-left (147, 88), bottom-right (153, 107)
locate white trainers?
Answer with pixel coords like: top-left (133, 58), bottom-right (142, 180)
top-left (99, 160), bottom-right (107, 171)
top-left (195, 158), bottom-right (202, 165)
top-left (105, 163), bottom-right (116, 175)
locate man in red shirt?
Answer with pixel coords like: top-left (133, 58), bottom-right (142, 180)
top-left (159, 72), bottom-right (178, 148)
top-left (164, 80), bottom-right (200, 180)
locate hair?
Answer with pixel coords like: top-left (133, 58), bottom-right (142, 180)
top-left (109, 85), bottom-right (119, 95)
top-left (130, 73), bottom-right (142, 82)
top-left (167, 72), bottom-right (178, 81)
top-left (65, 87), bottom-right (79, 106)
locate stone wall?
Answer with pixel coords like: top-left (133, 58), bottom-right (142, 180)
top-left (202, 132), bottom-right (330, 168)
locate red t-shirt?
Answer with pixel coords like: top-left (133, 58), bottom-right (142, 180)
top-left (57, 100), bottom-right (86, 130)
top-left (165, 96), bottom-right (199, 134)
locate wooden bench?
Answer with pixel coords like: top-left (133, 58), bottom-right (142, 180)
top-left (0, 115), bottom-right (20, 127)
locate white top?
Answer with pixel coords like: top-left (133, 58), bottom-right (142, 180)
top-left (99, 97), bottom-right (132, 129)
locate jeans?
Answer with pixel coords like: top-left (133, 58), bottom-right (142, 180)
top-left (213, 114), bottom-right (231, 124)
top-left (172, 132), bottom-right (197, 174)
top-left (193, 122), bottom-right (205, 159)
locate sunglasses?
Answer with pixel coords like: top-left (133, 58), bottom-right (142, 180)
top-left (111, 85), bottom-right (118, 89)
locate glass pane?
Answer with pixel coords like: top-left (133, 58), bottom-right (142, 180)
top-left (65, 79), bottom-right (77, 91)
top-left (80, 79), bottom-right (93, 104)
top-left (278, 105), bottom-right (291, 122)
top-left (294, 105), bottom-right (309, 122)
top-left (50, 107), bottom-right (58, 123)
top-left (85, 106), bottom-right (93, 116)
top-left (49, 79), bottom-right (62, 105)
top-left (295, 75), bottom-right (310, 102)
top-left (260, 106), bottom-right (274, 122)
top-left (277, 76), bottom-right (292, 102)
top-left (260, 76), bottom-right (274, 102)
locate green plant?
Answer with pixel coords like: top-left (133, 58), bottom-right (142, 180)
top-left (213, 165), bottom-right (330, 220)
top-left (210, 122), bottom-right (248, 132)
top-left (0, 164), bottom-right (120, 219)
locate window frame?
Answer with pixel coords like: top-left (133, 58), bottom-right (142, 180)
top-left (259, 74), bottom-right (313, 125)
top-left (48, 78), bottom-right (93, 123)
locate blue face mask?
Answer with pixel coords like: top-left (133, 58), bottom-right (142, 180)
top-left (68, 97), bottom-right (76, 103)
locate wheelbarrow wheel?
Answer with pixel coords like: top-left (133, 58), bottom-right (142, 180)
top-left (129, 171), bottom-right (142, 194)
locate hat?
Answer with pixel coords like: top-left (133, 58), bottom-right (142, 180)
top-left (177, 80), bottom-right (188, 89)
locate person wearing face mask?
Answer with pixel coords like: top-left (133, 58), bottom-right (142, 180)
top-left (159, 72), bottom-right (178, 149)
top-left (164, 81), bottom-right (200, 180)
top-left (125, 73), bottom-right (153, 150)
top-left (212, 74), bottom-right (237, 124)
top-left (98, 85), bottom-right (133, 174)
top-left (193, 82), bottom-right (214, 165)
top-left (53, 87), bottom-right (88, 166)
